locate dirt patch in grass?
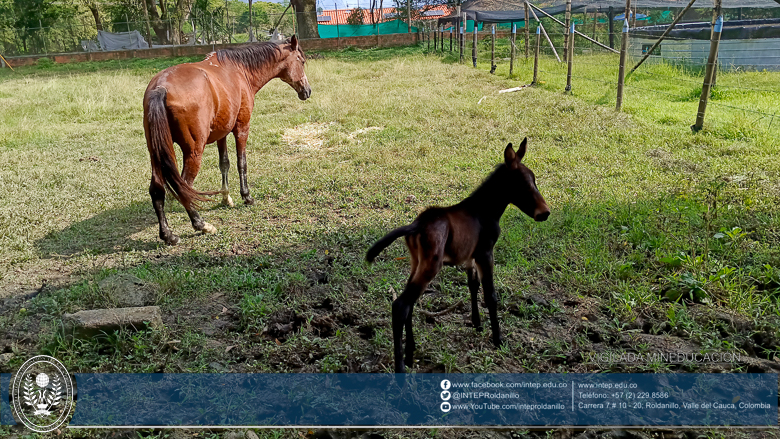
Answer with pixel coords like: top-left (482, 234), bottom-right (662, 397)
top-left (281, 122), bottom-right (335, 151)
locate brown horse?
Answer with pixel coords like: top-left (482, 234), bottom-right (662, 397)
top-left (144, 36), bottom-right (311, 245)
top-left (366, 140), bottom-right (550, 373)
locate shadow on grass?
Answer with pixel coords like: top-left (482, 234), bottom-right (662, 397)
top-left (35, 200), bottom-right (160, 257)
top-left (8, 189), bottom-right (780, 376)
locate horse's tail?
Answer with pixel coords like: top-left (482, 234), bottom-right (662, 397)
top-left (366, 224), bottom-right (417, 263)
top-left (145, 87), bottom-right (214, 209)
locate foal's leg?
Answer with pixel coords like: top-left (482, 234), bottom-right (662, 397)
top-left (217, 137), bottom-right (234, 207)
top-left (475, 251), bottom-right (502, 347)
top-left (180, 144), bottom-right (216, 234)
top-left (393, 237), bottom-right (441, 373)
top-left (233, 127), bottom-right (254, 206)
top-left (466, 260), bottom-right (482, 331)
top-left (149, 175), bottom-right (179, 245)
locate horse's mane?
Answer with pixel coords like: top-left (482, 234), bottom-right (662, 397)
top-left (215, 42), bottom-right (284, 71)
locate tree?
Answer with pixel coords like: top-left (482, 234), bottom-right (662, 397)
top-left (11, 0), bottom-right (63, 52)
top-left (346, 7), bottom-right (365, 25)
top-left (289, 0), bottom-right (320, 39)
top-left (79, 0), bottom-right (104, 31)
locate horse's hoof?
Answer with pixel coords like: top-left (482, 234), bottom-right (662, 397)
top-left (222, 195), bottom-right (235, 207)
top-left (243, 196), bottom-right (255, 206)
top-left (201, 223), bottom-right (217, 234)
top-left (163, 234), bottom-right (180, 246)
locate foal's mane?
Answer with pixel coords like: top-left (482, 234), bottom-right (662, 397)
top-left (467, 164), bottom-right (507, 198)
top-left (215, 41), bottom-right (288, 71)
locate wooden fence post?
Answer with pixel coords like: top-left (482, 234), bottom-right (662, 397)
top-left (524, 2), bottom-right (530, 59)
top-left (563, 0), bottom-right (572, 60)
top-left (428, 25), bottom-right (431, 51)
top-left (459, 18), bottom-right (464, 62)
top-left (566, 21), bottom-right (574, 92)
top-left (491, 24), bottom-right (496, 73)
top-left (608, 6), bottom-right (615, 49)
top-left (462, 12), bottom-right (467, 61)
top-left (532, 24), bottom-right (541, 84)
top-left (615, 2), bottom-right (630, 111)
top-left (692, 2), bottom-right (723, 132)
top-left (472, 21), bottom-right (478, 67)
top-left (450, 27), bottom-right (453, 52)
top-left (510, 23), bottom-right (516, 75)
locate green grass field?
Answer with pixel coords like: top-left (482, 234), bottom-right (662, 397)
top-left (1, 43), bottom-right (780, 438)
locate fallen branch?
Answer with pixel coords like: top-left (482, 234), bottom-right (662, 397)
top-left (419, 300), bottom-right (464, 318)
top-left (499, 84), bottom-right (531, 94)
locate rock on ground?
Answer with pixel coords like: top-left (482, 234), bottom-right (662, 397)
top-left (63, 306), bottom-right (163, 338)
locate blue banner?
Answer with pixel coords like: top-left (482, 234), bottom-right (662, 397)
top-left (59, 373), bottom-right (776, 427)
top-left (0, 374), bottom-right (13, 425)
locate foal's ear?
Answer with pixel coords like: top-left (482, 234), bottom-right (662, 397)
top-left (504, 143), bottom-right (519, 169)
top-left (290, 35), bottom-right (299, 51)
top-left (516, 137), bottom-right (527, 162)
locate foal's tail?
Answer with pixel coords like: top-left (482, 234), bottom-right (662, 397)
top-left (366, 224), bottom-right (416, 263)
top-left (145, 87), bottom-right (214, 209)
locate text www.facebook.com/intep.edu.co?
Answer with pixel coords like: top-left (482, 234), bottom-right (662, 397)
top-left (438, 379), bottom-right (569, 412)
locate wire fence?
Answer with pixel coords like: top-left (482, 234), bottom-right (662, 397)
top-left (422, 21), bottom-right (780, 135)
top-left (0, 12), bottom-right (299, 57)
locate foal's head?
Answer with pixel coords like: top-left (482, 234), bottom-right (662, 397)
top-left (278, 35), bottom-right (311, 101)
top-left (502, 139), bottom-right (550, 222)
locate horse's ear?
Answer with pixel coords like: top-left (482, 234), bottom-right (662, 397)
top-left (504, 143), bottom-right (518, 169)
top-left (290, 34), bottom-right (299, 51)
top-left (516, 137), bottom-right (527, 162)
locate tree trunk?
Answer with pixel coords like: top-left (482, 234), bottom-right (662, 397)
top-left (290, 0), bottom-right (320, 39)
top-left (249, 0), bottom-right (254, 41)
top-left (88, 3), bottom-right (103, 31)
top-left (174, 0), bottom-right (195, 44)
top-left (145, 0), bottom-right (170, 44)
top-left (158, 0), bottom-right (172, 43)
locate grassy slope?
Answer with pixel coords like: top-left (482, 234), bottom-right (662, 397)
top-left (1, 44), bottom-right (780, 437)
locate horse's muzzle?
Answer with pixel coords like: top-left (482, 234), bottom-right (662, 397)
top-left (534, 206), bottom-right (550, 222)
top-left (298, 86), bottom-right (311, 101)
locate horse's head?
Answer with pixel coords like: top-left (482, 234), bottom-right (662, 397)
top-left (503, 139), bottom-right (550, 222)
top-left (278, 35), bottom-right (311, 101)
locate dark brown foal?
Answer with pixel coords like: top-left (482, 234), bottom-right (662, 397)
top-left (143, 36), bottom-right (311, 245)
top-left (366, 139), bottom-right (550, 373)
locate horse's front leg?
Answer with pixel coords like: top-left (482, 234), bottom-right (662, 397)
top-left (475, 251), bottom-right (502, 347)
top-left (217, 137), bottom-right (234, 207)
top-left (233, 127), bottom-right (254, 206)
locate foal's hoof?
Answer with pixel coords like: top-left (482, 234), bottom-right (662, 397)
top-left (162, 234), bottom-right (180, 246)
top-left (243, 196), bottom-right (255, 206)
top-left (201, 222), bottom-right (217, 234)
top-left (222, 195), bottom-right (235, 208)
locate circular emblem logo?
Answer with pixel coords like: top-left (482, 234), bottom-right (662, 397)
top-left (11, 355), bottom-right (74, 433)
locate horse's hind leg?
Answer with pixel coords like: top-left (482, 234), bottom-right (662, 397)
top-left (466, 261), bottom-right (482, 332)
top-left (393, 234), bottom-right (442, 372)
top-left (180, 146), bottom-right (216, 235)
top-left (233, 127), bottom-right (254, 206)
top-left (149, 176), bottom-right (179, 245)
top-left (217, 137), bottom-right (234, 207)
